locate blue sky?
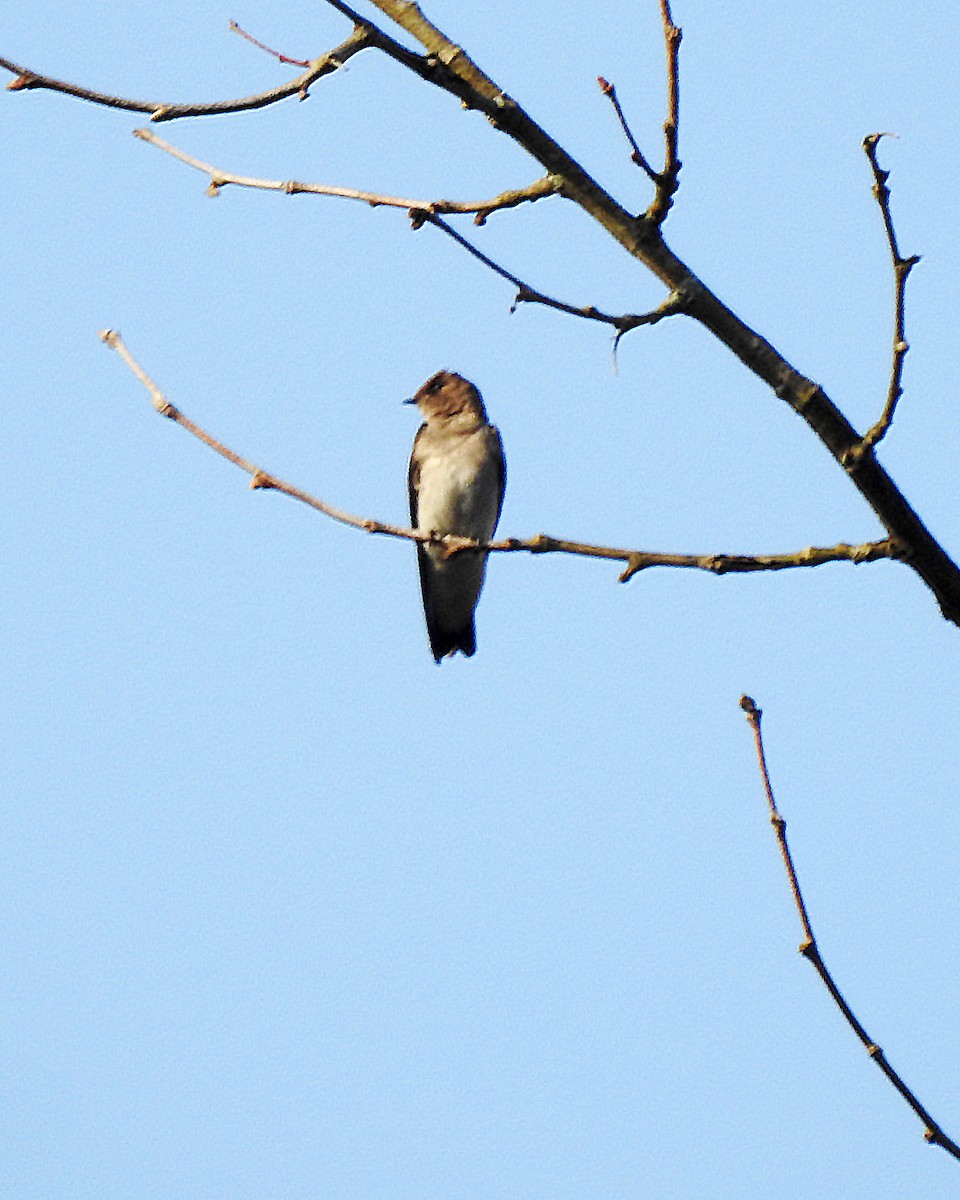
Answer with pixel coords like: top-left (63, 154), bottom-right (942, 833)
top-left (4, 3), bottom-right (960, 1197)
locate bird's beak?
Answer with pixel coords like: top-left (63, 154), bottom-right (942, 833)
top-left (403, 397), bottom-right (417, 405)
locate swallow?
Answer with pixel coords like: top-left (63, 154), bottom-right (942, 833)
top-left (407, 371), bottom-right (506, 662)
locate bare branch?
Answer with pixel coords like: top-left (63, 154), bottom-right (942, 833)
top-left (599, 3), bottom-right (682, 222)
top-left (99, 330), bottom-right (896, 583)
top-left (647, 0), bottom-right (682, 224)
top-left (0, 25), bottom-right (370, 121)
top-left (133, 127), bottom-right (671, 336)
top-left (616, 540), bottom-right (895, 582)
top-left (421, 214), bottom-right (685, 335)
top-left (597, 76), bottom-right (661, 184)
top-left (228, 20), bottom-right (310, 68)
top-left (854, 134), bottom-right (921, 455)
top-left (98, 329), bottom-right (419, 540)
top-left (134, 126), bottom-right (562, 215)
top-left (740, 696), bottom-right (960, 1162)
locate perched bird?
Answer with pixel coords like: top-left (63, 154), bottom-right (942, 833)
top-left (406, 371), bottom-right (506, 662)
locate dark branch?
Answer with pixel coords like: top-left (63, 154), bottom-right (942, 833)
top-left (740, 696), bottom-right (960, 1162)
top-left (132, 125), bottom-right (675, 338)
top-left (420, 213), bottom-right (685, 335)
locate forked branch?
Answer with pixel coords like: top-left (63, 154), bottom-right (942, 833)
top-left (99, 330), bottom-right (896, 583)
top-left (740, 696), bottom-right (960, 1162)
top-left (134, 127), bottom-right (677, 337)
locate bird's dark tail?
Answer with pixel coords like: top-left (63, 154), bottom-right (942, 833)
top-left (429, 621), bottom-right (476, 663)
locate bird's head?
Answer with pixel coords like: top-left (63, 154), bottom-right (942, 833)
top-left (406, 371), bottom-right (488, 425)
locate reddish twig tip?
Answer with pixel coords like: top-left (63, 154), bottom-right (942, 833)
top-left (228, 18), bottom-right (310, 68)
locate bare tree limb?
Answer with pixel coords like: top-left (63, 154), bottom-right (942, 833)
top-left (854, 134), bottom-right (921, 455)
top-left (596, 2), bottom-right (681, 227)
top-left (99, 330), bottom-right (896, 582)
top-left (418, 214), bottom-right (686, 335)
top-left (739, 696), bottom-right (960, 1162)
top-left (132, 127), bottom-right (673, 336)
top-left (133, 126), bottom-right (562, 217)
top-left (0, 25), bottom-right (370, 120)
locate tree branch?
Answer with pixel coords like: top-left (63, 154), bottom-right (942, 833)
top-left (133, 126), bottom-right (562, 217)
top-left (99, 330), bottom-right (896, 583)
top-left (228, 20), bottom-right (311, 68)
top-left (133, 127), bottom-right (674, 336)
top-left (597, 76), bottom-right (662, 185)
top-left (739, 695), bottom-right (960, 1161)
top-left (1, 25), bottom-right (370, 121)
top-left (647, 0), bottom-right (682, 223)
top-left (855, 134), bottom-right (921, 454)
top-left (419, 214), bottom-right (686, 335)
top-left (8, 4), bottom-right (960, 622)
top-left (321, 0), bottom-right (960, 626)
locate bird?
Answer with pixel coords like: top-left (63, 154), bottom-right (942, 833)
top-left (406, 371), bottom-right (506, 662)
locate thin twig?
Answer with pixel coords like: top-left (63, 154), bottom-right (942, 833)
top-left (98, 330), bottom-right (896, 582)
top-left (597, 76), bottom-right (661, 184)
top-left (229, 19), bottom-right (310, 67)
top-left (855, 134), bottom-right (921, 455)
top-left (596, 0), bottom-right (680, 225)
top-left (134, 126), bottom-right (561, 217)
top-left (739, 696), bottom-right (960, 1161)
top-left (0, 26), bottom-right (370, 120)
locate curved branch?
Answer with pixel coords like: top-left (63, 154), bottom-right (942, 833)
top-left (0, 25), bottom-right (370, 121)
top-left (421, 214), bottom-right (685, 334)
top-left (740, 696), bottom-right (960, 1162)
top-left (99, 329), bottom-right (895, 582)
